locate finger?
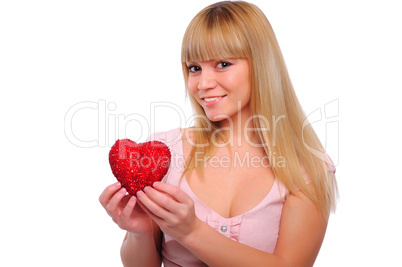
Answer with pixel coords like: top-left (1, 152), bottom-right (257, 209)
top-left (105, 187), bottom-right (127, 214)
top-left (143, 186), bottom-right (178, 212)
top-left (153, 182), bottom-right (192, 205)
top-left (137, 190), bottom-right (171, 220)
top-left (99, 182), bottom-right (122, 207)
top-left (136, 199), bottom-right (153, 217)
top-left (121, 196), bottom-right (137, 222)
top-left (136, 198), bottom-right (164, 225)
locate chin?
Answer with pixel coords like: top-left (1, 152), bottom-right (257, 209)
top-left (208, 113), bottom-right (230, 122)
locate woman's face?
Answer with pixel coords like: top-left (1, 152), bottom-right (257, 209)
top-left (186, 58), bottom-right (251, 122)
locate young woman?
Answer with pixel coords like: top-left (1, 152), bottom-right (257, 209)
top-left (99, 1), bottom-right (338, 266)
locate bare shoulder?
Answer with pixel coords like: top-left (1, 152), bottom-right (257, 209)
top-left (274, 185), bottom-right (329, 267)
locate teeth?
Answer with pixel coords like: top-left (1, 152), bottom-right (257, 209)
top-left (204, 97), bottom-right (221, 102)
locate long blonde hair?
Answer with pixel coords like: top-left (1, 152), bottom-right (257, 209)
top-left (181, 1), bottom-right (338, 216)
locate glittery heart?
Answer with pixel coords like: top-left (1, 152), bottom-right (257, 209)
top-left (109, 139), bottom-right (171, 195)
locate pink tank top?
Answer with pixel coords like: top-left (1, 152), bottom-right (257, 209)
top-left (147, 128), bottom-right (334, 267)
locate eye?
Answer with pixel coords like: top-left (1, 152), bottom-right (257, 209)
top-left (187, 65), bottom-right (201, 73)
top-left (216, 61), bottom-right (232, 69)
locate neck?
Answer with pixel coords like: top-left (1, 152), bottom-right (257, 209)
top-left (217, 105), bottom-right (261, 148)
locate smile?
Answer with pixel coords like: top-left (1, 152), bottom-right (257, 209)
top-left (204, 97), bottom-right (221, 102)
top-left (202, 96), bottom-right (226, 107)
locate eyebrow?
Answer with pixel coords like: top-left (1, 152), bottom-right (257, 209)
top-left (186, 59), bottom-right (232, 64)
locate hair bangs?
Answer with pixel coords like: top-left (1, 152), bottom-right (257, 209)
top-left (181, 7), bottom-right (249, 63)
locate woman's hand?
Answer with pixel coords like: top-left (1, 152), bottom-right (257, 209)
top-left (99, 182), bottom-right (153, 236)
top-left (136, 182), bottom-right (201, 243)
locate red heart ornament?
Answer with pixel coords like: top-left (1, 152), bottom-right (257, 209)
top-left (109, 139), bottom-right (171, 195)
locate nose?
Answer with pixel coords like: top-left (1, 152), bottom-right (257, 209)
top-left (197, 68), bottom-right (217, 90)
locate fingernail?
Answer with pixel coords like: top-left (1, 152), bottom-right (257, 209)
top-left (143, 186), bottom-right (150, 193)
top-left (137, 191), bottom-right (144, 198)
top-left (114, 182), bottom-right (121, 188)
top-left (153, 182), bottom-right (160, 188)
top-left (129, 196), bottom-right (136, 204)
top-left (120, 188), bottom-right (126, 194)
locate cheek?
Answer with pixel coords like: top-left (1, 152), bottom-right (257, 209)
top-left (187, 78), bottom-right (198, 97)
top-left (230, 72), bottom-right (251, 99)
top-left (239, 70), bottom-right (251, 99)
top-left (239, 69), bottom-right (250, 88)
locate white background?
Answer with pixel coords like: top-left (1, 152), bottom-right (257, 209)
top-left (1, 0), bottom-right (401, 266)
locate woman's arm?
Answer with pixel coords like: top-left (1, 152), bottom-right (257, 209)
top-left (138, 182), bottom-right (328, 267)
top-left (99, 182), bottom-right (162, 267)
top-left (273, 188), bottom-right (329, 267)
top-left (120, 220), bottom-right (162, 267)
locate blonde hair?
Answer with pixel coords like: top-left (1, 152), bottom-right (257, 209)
top-left (181, 1), bottom-right (338, 216)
